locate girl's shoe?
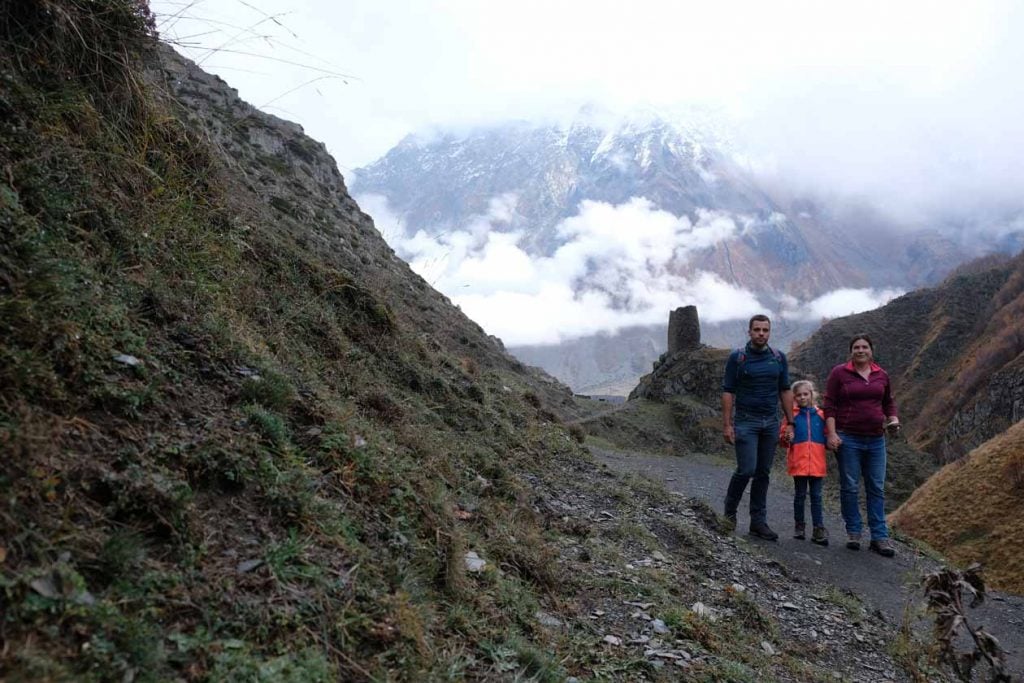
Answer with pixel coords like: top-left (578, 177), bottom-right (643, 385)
top-left (793, 522), bottom-right (806, 540)
top-left (811, 527), bottom-right (829, 546)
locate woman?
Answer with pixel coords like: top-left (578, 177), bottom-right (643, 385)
top-left (824, 334), bottom-right (900, 557)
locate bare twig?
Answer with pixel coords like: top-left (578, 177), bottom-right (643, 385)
top-left (922, 564), bottom-right (1012, 682)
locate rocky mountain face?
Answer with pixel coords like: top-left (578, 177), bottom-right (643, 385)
top-left (789, 252), bottom-right (1024, 462)
top-left (353, 111), bottom-right (989, 391)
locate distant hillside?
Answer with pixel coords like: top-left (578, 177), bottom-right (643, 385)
top-left (790, 252), bottom-right (1024, 461)
top-left (891, 421), bottom-right (1024, 594)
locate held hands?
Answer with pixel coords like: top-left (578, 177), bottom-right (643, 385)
top-left (826, 432), bottom-right (842, 450)
top-left (782, 424), bottom-right (795, 444)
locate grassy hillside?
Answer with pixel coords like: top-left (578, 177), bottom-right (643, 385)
top-left (890, 421), bottom-right (1024, 594)
top-left (0, 3), bottom-right (928, 681)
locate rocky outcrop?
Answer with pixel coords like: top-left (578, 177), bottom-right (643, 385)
top-left (938, 358), bottom-right (1024, 460)
top-left (629, 307), bottom-right (725, 404)
top-left (628, 346), bottom-right (727, 404)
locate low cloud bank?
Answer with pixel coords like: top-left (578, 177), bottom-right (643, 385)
top-left (779, 288), bottom-right (905, 324)
top-left (360, 193), bottom-right (901, 346)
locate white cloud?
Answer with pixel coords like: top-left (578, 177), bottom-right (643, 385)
top-left (783, 288), bottom-right (905, 322)
top-left (360, 193), bottom-right (770, 344)
top-left (362, 191), bottom-right (909, 344)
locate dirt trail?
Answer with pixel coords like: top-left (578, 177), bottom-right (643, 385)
top-left (592, 445), bottom-right (1024, 676)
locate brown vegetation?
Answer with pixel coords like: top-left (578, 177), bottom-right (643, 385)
top-left (891, 421), bottom-right (1024, 594)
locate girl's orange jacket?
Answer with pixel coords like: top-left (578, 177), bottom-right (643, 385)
top-left (780, 405), bottom-right (827, 477)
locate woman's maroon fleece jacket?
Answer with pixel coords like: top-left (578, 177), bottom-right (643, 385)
top-left (823, 361), bottom-right (898, 436)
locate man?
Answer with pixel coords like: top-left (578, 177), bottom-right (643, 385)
top-left (721, 314), bottom-right (794, 540)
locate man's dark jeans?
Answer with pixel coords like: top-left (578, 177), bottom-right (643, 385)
top-left (724, 414), bottom-right (779, 525)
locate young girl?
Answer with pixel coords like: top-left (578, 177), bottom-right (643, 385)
top-left (781, 380), bottom-right (829, 545)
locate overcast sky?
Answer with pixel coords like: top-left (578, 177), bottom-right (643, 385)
top-left (154, 0), bottom-right (1024, 346)
top-left (155, 0), bottom-right (1023, 203)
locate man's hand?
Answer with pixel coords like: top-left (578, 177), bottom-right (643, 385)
top-left (724, 424), bottom-right (735, 445)
top-left (784, 424), bottom-right (795, 444)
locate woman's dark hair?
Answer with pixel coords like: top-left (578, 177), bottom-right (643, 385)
top-left (848, 333), bottom-right (874, 352)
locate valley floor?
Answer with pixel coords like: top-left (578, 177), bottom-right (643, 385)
top-left (593, 445), bottom-right (1024, 678)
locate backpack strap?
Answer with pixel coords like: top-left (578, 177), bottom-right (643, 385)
top-left (737, 346), bottom-right (783, 368)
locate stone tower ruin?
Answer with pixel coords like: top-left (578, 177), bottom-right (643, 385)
top-left (667, 305), bottom-right (701, 355)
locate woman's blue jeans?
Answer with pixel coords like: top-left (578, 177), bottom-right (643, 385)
top-left (793, 476), bottom-right (824, 527)
top-left (724, 414), bottom-right (778, 525)
top-left (836, 432), bottom-right (888, 540)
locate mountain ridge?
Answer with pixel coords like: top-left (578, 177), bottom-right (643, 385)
top-left (353, 111), bottom-right (1002, 391)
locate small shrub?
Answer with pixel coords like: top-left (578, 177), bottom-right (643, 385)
top-left (728, 590), bottom-right (775, 635)
top-left (209, 645), bottom-right (336, 682)
top-left (357, 389), bottom-right (404, 422)
top-left (239, 370), bottom-right (295, 412)
top-left (1002, 451), bottom-right (1024, 491)
top-left (99, 529), bottom-right (147, 578)
top-left (568, 423), bottom-right (586, 444)
top-left (243, 404), bottom-right (290, 447)
top-left (460, 356), bottom-right (478, 377)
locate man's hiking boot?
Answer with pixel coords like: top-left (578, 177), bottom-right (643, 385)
top-left (846, 532), bottom-right (861, 550)
top-left (749, 522), bottom-right (779, 541)
top-left (721, 512), bottom-right (737, 534)
top-left (869, 538), bottom-right (896, 558)
top-left (811, 526), bottom-right (829, 546)
top-left (793, 522), bottom-right (806, 540)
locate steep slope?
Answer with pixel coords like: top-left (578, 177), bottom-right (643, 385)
top-left (0, 3), bottom-right (934, 681)
top-left (891, 421), bottom-right (1024, 594)
top-left (789, 252), bottom-right (1024, 461)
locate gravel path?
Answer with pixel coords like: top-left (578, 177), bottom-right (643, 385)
top-left (592, 445), bottom-right (1024, 676)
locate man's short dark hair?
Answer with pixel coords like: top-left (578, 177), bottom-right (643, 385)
top-left (748, 314), bottom-right (771, 330)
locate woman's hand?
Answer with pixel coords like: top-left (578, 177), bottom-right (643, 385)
top-left (885, 417), bottom-right (900, 437)
top-left (827, 432), bottom-right (842, 450)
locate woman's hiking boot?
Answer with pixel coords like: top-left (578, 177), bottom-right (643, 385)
top-left (846, 532), bottom-right (861, 550)
top-left (749, 522), bottom-right (779, 541)
top-left (811, 526), bottom-right (829, 546)
top-left (793, 522), bottom-right (806, 540)
top-left (869, 538), bottom-right (896, 557)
